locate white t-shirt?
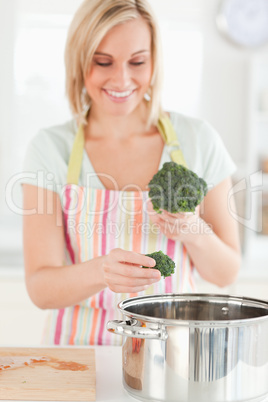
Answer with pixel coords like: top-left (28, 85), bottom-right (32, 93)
top-left (21, 111), bottom-right (236, 193)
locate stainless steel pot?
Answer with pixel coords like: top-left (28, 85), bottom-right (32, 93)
top-left (107, 293), bottom-right (268, 402)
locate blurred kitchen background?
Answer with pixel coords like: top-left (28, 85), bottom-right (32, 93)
top-left (0, 0), bottom-right (268, 345)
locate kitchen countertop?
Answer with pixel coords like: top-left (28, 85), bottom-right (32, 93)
top-left (93, 346), bottom-right (134, 402)
top-left (1, 345), bottom-right (268, 402)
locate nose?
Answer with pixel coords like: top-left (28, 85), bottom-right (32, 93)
top-left (111, 63), bottom-right (131, 88)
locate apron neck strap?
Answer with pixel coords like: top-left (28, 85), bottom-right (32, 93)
top-left (67, 122), bottom-right (85, 185)
top-left (157, 114), bottom-right (187, 168)
top-left (67, 114), bottom-right (187, 185)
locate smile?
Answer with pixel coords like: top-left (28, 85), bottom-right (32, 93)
top-left (103, 89), bottom-right (135, 102)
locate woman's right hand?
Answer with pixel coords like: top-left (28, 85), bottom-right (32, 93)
top-left (102, 248), bottom-right (161, 293)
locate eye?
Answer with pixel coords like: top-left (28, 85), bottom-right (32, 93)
top-left (130, 61), bottom-right (145, 66)
top-left (95, 62), bottom-right (112, 67)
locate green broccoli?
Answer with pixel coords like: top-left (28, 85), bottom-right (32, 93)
top-left (148, 161), bottom-right (208, 213)
top-left (143, 250), bottom-right (175, 278)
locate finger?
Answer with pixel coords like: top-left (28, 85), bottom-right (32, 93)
top-left (158, 213), bottom-right (178, 225)
top-left (156, 219), bottom-right (181, 239)
top-left (146, 199), bottom-right (157, 215)
top-left (160, 211), bottom-right (199, 227)
top-left (160, 206), bottom-right (196, 215)
top-left (157, 215), bottom-right (181, 233)
top-left (160, 210), bottom-right (194, 219)
top-left (104, 272), bottom-right (160, 287)
top-left (107, 284), bottom-right (155, 293)
top-left (110, 248), bottom-right (155, 267)
top-left (104, 261), bottom-right (160, 279)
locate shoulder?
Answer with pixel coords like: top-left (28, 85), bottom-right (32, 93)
top-left (169, 111), bottom-right (217, 143)
top-left (168, 110), bottom-right (222, 162)
top-left (28, 119), bottom-right (77, 160)
top-left (22, 119), bottom-right (77, 189)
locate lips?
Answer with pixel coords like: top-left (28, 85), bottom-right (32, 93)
top-left (106, 89), bottom-right (134, 98)
top-left (103, 88), bottom-right (135, 102)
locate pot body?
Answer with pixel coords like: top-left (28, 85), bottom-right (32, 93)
top-left (107, 294), bottom-right (268, 402)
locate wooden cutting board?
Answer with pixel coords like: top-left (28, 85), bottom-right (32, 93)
top-left (0, 347), bottom-right (95, 401)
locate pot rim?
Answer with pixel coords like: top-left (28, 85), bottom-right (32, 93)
top-left (117, 293), bottom-right (268, 327)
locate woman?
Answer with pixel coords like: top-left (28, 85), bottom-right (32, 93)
top-left (22, 0), bottom-right (241, 345)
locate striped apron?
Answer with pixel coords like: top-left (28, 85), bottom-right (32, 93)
top-left (42, 115), bottom-right (195, 346)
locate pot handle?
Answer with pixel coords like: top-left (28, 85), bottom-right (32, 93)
top-left (107, 319), bottom-right (168, 341)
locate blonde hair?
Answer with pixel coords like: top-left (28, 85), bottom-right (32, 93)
top-left (64, 0), bottom-right (163, 126)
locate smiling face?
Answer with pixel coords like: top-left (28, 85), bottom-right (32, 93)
top-left (84, 17), bottom-right (153, 117)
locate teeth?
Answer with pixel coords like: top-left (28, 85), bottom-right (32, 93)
top-left (106, 90), bottom-right (133, 98)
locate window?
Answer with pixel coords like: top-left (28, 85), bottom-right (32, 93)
top-left (160, 21), bottom-right (203, 116)
top-left (1, 12), bottom-right (73, 266)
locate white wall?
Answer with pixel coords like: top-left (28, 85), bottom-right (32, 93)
top-left (149, 0), bottom-right (268, 168)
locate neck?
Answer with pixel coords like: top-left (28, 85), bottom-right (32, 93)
top-left (85, 102), bottom-right (151, 140)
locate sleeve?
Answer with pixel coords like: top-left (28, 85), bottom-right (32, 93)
top-left (20, 130), bottom-right (67, 194)
top-left (198, 120), bottom-right (236, 189)
top-left (170, 112), bottom-right (236, 190)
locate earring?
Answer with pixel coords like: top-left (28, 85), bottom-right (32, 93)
top-left (82, 86), bottom-right (87, 95)
top-left (144, 92), bottom-right (151, 101)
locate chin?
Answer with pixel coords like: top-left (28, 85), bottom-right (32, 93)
top-left (106, 104), bottom-right (139, 117)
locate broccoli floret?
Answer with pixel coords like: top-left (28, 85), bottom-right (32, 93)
top-left (148, 161), bottom-right (208, 213)
top-left (143, 250), bottom-right (175, 278)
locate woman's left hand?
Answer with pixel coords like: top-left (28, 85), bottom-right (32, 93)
top-left (148, 177), bottom-right (242, 288)
top-left (147, 200), bottom-right (205, 243)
